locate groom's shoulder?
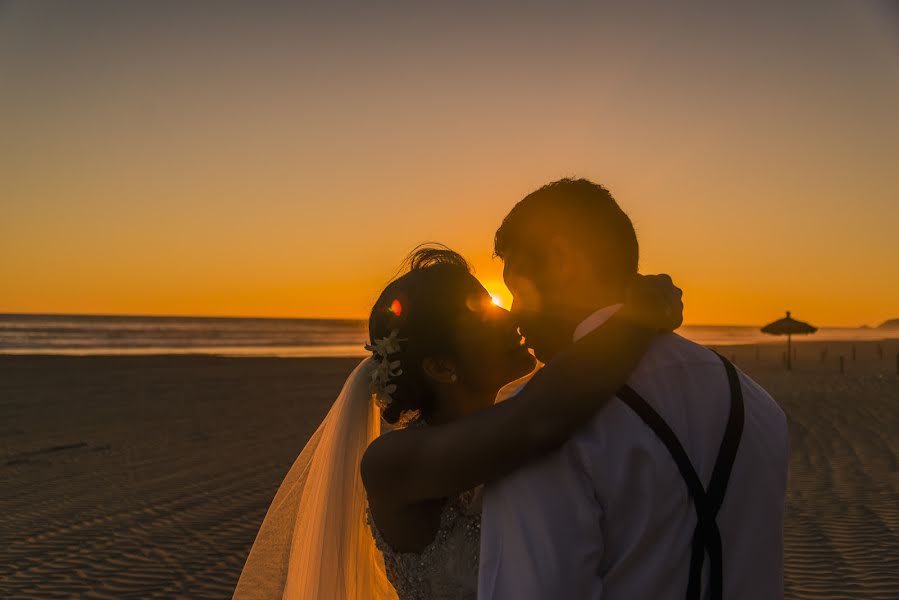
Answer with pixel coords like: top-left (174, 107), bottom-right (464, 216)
top-left (578, 332), bottom-right (785, 452)
top-left (630, 332), bottom-right (722, 379)
top-left (629, 333), bottom-right (776, 404)
top-left (625, 333), bottom-right (783, 424)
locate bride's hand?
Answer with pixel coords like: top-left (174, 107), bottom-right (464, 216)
top-left (621, 274), bottom-right (684, 332)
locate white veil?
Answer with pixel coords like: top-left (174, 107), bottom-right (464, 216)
top-left (234, 357), bottom-right (398, 600)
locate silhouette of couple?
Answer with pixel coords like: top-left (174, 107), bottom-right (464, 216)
top-left (235, 178), bottom-right (789, 600)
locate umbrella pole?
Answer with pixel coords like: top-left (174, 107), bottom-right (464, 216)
top-left (787, 334), bottom-right (792, 370)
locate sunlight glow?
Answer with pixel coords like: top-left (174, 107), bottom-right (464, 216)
top-left (2, 3), bottom-right (897, 326)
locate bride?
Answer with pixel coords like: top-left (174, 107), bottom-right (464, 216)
top-left (234, 246), bottom-right (682, 600)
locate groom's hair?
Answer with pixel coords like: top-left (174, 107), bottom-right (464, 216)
top-left (494, 178), bottom-right (638, 285)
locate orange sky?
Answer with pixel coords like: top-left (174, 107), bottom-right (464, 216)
top-left (2, 1), bottom-right (898, 326)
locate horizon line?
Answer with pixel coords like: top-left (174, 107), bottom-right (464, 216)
top-left (0, 310), bottom-right (889, 330)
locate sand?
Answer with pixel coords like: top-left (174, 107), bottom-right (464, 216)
top-left (1, 340), bottom-right (898, 598)
top-left (721, 340), bottom-right (899, 600)
top-left (0, 355), bottom-right (360, 599)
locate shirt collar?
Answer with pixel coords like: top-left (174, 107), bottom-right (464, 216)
top-left (572, 304), bottom-right (624, 342)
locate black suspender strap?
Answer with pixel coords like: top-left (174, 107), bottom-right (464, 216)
top-left (616, 353), bottom-right (745, 600)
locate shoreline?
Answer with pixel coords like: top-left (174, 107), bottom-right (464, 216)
top-left (2, 334), bottom-right (897, 360)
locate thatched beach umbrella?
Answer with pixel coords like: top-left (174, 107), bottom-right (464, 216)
top-left (761, 311), bottom-right (817, 370)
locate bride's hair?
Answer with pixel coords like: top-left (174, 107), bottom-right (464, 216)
top-left (368, 245), bottom-right (474, 424)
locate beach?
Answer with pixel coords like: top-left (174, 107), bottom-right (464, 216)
top-left (2, 340), bottom-right (898, 598)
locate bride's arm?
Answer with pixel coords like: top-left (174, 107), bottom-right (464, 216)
top-left (362, 275), bottom-right (682, 505)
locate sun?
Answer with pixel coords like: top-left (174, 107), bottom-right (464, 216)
top-left (490, 294), bottom-right (504, 308)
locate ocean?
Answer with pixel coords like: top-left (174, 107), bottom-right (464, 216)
top-left (0, 314), bottom-right (892, 357)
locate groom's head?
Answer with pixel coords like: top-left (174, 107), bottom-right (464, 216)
top-left (494, 178), bottom-right (638, 361)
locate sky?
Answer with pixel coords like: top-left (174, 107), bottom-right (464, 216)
top-left (1, 0), bottom-right (898, 326)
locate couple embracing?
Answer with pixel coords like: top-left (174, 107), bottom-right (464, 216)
top-left (235, 178), bottom-right (789, 600)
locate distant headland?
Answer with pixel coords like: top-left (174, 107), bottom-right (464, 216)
top-left (879, 319), bottom-right (899, 329)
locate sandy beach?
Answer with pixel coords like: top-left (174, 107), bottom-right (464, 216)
top-left (2, 340), bottom-right (898, 598)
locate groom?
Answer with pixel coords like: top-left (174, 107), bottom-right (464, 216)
top-left (479, 179), bottom-right (789, 599)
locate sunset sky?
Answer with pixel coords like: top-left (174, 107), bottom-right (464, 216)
top-left (2, 1), bottom-right (898, 326)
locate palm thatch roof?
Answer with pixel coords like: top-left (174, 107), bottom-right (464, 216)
top-left (761, 311), bottom-right (817, 336)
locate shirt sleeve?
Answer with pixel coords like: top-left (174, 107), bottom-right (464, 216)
top-left (478, 440), bottom-right (606, 600)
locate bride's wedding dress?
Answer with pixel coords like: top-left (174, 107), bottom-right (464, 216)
top-left (234, 358), bottom-right (482, 600)
top-left (368, 489), bottom-right (482, 600)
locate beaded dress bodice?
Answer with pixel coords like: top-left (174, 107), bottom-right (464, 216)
top-left (367, 488), bottom-right (482, 600)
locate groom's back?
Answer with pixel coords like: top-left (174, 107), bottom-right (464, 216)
top-left (479, 333), bottom-right (789, 600)
top-left (579, 333), bottom-right (788, 598)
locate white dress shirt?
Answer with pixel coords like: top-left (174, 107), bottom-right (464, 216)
top-left (479, 306), bottom-right (789, 599)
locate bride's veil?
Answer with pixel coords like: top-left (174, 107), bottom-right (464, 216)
top-left (234, 357), bottom-right (398, 599)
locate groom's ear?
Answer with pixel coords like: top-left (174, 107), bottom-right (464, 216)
top-left (421, 356), bottom-right (458, 385)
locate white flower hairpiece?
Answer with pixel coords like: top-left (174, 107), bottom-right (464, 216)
top-left (364, 329), bottom-right (405, 409)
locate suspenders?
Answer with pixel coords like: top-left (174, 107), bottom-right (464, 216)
top-left (617, 353), bottom-right (745, 600)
